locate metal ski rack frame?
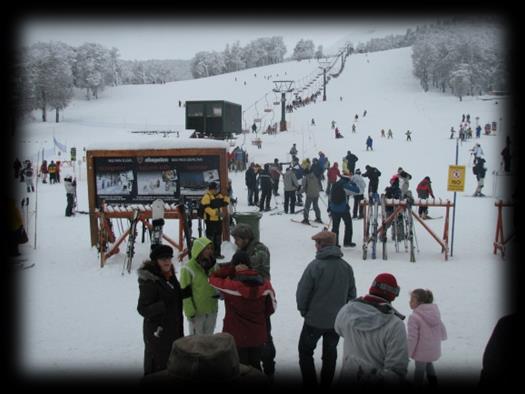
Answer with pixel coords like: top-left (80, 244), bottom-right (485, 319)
top-left (361, 197), bottom-right (454, 261)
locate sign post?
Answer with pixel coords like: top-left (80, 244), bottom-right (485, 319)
top-left (447, 138), bottom-right (465, 257)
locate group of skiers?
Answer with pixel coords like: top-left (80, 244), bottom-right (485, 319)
top-left (137, 225), bottom-right (448, 388)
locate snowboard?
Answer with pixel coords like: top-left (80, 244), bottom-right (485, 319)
top-left (150, 199), bottom-right (165, 248)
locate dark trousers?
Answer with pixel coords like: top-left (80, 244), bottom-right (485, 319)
top-left (261, 315), bottom-right (276, 376)
top-left (418, 206), bottom-right (429, 216)
top-left (65, 193), bottom-right (75, 216)
top-left (353, 194), bottom-right (364, 218)
top-left (238, 346), bottom-right (263, 371)
top-left (205, 220), bottom-right (222, 256)
top-left (298, 323), bottom-right (340, 388)
top-left (259, 188), bottom-right (272, 210)
top-left (272, 178), bottom-right (280, 195)
top-left (284, 190), bottom-right (296, 213)
top-left (247, 186), bottom-right (258, 205)
top-left (331, 210), bottom-right (353, 246)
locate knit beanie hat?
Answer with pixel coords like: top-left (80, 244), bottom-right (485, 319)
top-left (369, 273), bottom-right (400, 301)
top-left (150, 244), bottom-right (174, 261)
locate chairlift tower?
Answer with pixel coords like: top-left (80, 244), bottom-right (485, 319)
top-left (272, 80), bottom-right (294, 131)
top-left (318, 58), bottom-right (331, 102)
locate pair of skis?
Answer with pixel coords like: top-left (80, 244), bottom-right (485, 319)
top-left (363, 193), bottom-right (380, 260)
top-left (121, 199), bottom-right (166, 275)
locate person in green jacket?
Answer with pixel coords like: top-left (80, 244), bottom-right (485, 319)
top-left (180, 237), bottom-right (218, 335)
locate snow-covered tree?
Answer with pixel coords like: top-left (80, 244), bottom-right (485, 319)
top-left (292, 39), bottom-right (315, 61)
top-left (73, 42), bottom-right (111, 99)
top-left (449, 63), bottom-right (471, 101)
top-left (27, 41), bottom-right (74, 122)
top-left (315, 45), bottom-right (324, 60)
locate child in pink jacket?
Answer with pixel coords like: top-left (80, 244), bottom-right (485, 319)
top-left (407, 289), bottom-right (447, 386)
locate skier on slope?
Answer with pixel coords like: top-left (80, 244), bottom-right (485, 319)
top-left (366, 136), bottom-right (374, 151)
top-left (473, 157), bottom-right (487, 197)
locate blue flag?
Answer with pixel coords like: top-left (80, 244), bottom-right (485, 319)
top-left (53, 136), bottom-right (67, 152)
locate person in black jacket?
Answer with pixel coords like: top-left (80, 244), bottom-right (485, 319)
top-left (345, 151), bottom-right (359, 174)
top-left (362, 164), bottom-right (381, 198)
top-left (258, 164), bottom-right (273, 211)
top-left (137, 245), bottom-right (185, 375)
top-left (245, 163), bottom-right (259, 206)
top-left (473, 157), bottom-right (487, 197)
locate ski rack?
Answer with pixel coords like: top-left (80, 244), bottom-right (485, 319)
top-left (361, 197), bottom-right (454, 262)
top-left (96, 201), bottom-right (184, 268)
top-left (493, 200), bottom-right (515, 258)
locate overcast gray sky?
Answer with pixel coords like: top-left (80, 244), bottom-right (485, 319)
top-left (20, 18), bottom-right (432, 60)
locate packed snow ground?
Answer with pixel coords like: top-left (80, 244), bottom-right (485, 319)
top-left (13, 47), bottom-right (514, 383)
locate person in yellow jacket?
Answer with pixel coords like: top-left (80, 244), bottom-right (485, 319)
top-left (180, 237), bottom-right (219, 335)
top-left (200, 182), bottom-right (230, 259)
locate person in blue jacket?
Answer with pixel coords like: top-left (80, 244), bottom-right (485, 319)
top-left (327, 175), bottom-right (361, 247)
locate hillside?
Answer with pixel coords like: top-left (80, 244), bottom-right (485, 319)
top-left (14, 47), bottom-right (513, 384)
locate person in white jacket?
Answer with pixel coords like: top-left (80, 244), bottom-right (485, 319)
top-left (334, 273), bottom-right (409, 386)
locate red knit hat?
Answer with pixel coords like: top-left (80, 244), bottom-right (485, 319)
top-left (369, 273), bottom-right (400, 301)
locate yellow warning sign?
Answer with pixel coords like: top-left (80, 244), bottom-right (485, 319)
top-left (448, 165), bottom-right (466, 192)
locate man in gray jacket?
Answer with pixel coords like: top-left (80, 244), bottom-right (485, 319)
top-left (296, 230), bottom-right (356, 388)
top-left (334, 272), bottom-right (409, 386)
top-left (283, 166), bottom-right (299, 214)
top-left (302, 168), bottom-right (323, 225)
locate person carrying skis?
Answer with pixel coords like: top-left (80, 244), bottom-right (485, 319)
top-left (366, 136), bottom-right (373, 151)
top-left (200, 182), bottom-right (230, 259)
top-left (180, 237), bottom-right (219, 336)
top-left (328, 175), bottom-right (361, 247)
top-left (137, 245), bottom-right (184, 375)
top-left (416, 176), bottom-right (435, 219)
top-left (296, 230), bottom-right (356, 388)
top-left (64, 175), bottom-right (77, 217)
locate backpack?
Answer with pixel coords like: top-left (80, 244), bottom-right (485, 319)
top-left (330, 180), bottom-right (346, 204)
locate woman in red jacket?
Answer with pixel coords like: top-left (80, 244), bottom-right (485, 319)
top-left (416, 176), bottom-right (435, 219)
top-left (326, 162), bottom-right (341, 196)
top-left (209, 251), bottom-right (276, 370)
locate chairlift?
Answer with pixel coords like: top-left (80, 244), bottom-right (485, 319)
top-left (264, 93), bottom-right (273, 112)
